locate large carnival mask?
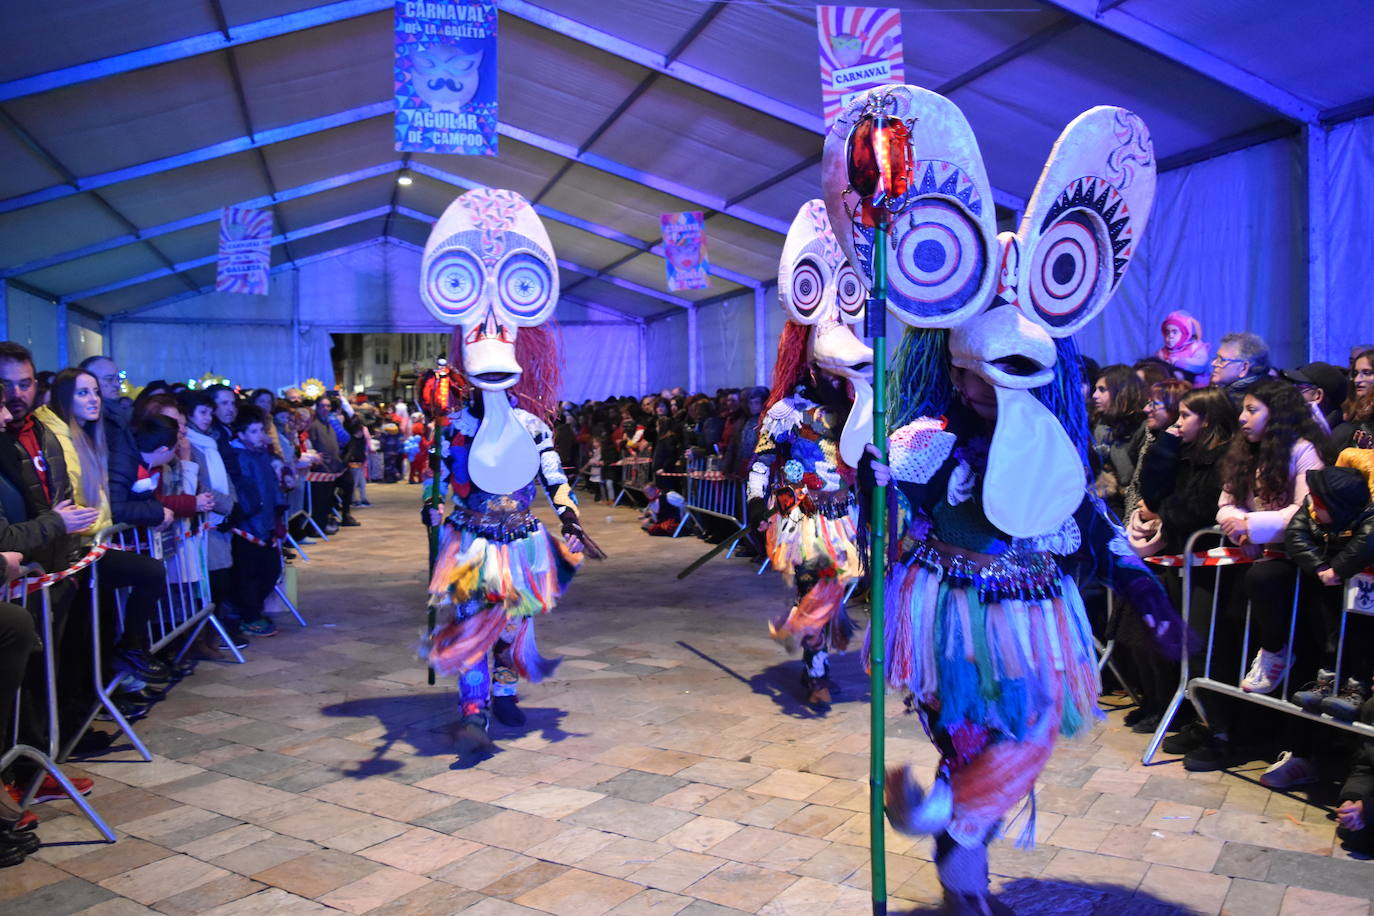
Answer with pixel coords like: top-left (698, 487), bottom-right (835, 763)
top-left (779, 199), bottom-right (875, 466)
top-left (823, 85), bottom-right (1155, 536)
top-left (421, 188), bottom-right (558, 392)
top-left (421, 189), bottom-right (559, 494)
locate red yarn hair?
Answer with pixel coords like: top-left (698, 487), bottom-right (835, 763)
top-left (764, 320), bottom-right (811, 413)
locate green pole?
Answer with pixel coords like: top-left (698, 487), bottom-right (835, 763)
top-left (868, 225), bottom-right (889, 916)
top-left (424, 382), bottom-right (444, 687)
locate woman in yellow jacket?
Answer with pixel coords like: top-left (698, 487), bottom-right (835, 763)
top-left (38, 368), bottom-right (170, 695)
top-left (35, 369), bottom-right (110, 541)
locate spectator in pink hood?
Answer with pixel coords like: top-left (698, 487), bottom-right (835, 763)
top-left (1156, 310), bottom-right (1210, 384)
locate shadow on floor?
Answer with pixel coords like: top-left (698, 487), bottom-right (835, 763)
top-left (678, 639), bottom-right (871, 719)
top-left (896, 878), bottom-right (1191, 915)
top-left (319, 692), bottom-right (582, 777)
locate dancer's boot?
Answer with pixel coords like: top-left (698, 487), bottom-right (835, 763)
top-left (935, 831), bottom-right (1012, 916)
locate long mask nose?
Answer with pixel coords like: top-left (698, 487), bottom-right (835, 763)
top-left (810, 314), bottom-right (874, 383)
top-left (462, 306), bottom-right (522, 390)
top-left (948, 304), bottom-right (1056, 390)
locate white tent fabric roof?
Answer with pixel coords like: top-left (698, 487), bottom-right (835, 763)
top-left (1, 0), bottom-right (1371, 332)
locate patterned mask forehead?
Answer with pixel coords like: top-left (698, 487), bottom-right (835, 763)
top-left (421, 188), bottom-right (559, 329)
top-left (779, 199), bottom-right (865, 325)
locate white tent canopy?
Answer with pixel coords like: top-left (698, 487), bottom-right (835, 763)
top-left (2, 1), bottom-right (1371, 398)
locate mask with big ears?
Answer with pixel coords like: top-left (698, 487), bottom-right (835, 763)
top-left (822, 85), bottom-right (1155, 537)
top-left (420, 189), bottom-right (559, 494)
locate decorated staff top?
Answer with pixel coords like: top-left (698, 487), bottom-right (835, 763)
top-left (420, 188), bottom-right (559, 392)
top-left (821, 84), bottom-right (1156, 537)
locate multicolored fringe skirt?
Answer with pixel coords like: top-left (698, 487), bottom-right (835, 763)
top-left (765, 494), bottom-right (862, 584)
top-left (766, 494), bottom-right (862, 647)
top-left (426, 518), bottom-right (580, 678)
top-left (872, 541), bottom-right (1101, 745)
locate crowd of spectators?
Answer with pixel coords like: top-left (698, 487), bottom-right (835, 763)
top-left (0, 344), bottom-right (400, 868)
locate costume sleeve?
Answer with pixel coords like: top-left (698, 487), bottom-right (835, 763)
top-left (747, 422), bottom-right (779, 501)
top-left (528, 415), bottom-right (578, 519)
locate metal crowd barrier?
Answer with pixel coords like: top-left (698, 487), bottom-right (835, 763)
top-left (4, 556), bottom-right (117, 841)
top-left (62, 520), bottom-right (243, 764)
top-left (611, 457), bottom-right (653, 506)
top-left (1141, 526), bottom-right (1374, 765)
top-left (673, 457), bottom-right (745, 544)
top-left (301, 470), bottom-right (343, 540)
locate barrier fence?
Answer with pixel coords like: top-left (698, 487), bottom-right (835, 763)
top-left (611, 457), bottom-right (653, 505)
top-left (4, 554), bottom-right (119, 841)
top-left (1141, 527), bottom-right (1374, 765)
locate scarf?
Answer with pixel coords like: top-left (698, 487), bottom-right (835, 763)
top-left (187, 426), bottom-right (230, 525)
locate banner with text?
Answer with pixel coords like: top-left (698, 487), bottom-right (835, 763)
top-left (394, 0), bottom-right (498, 156)
top-left (215, 206), bottom-right (272, 295)
top-left (661, 212), bottom-right (711, 292)
top-left (817, 6), bottom-right (903, 126)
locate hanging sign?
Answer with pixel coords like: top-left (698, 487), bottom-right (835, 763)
top-left (661, 212), bottom-right (712, 292)
top-left (817, 6), bottom-right (904, 126)
top-left (215, 206), bottom-right (272, 295)
top-left (394, 0), bottom-right (499, 156)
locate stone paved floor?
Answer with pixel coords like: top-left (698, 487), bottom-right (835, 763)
top-left (4, 483), bottom-right (1372, 914)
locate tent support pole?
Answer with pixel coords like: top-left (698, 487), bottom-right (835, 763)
top-left (55, 303), bottom-right (68, 366)
top-left (1305, 123), bottom-right (1329, 363)
top-left (687, 304), bottom-right (699, 393)
top-left (754, 285), bottom-right (767, 387)
top-left (291, 269), bottom-right (302, 386)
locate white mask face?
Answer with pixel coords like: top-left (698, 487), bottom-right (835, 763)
top-left (420, 189), bottom-right (558, 390)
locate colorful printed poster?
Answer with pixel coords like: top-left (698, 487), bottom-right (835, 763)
top-left (394, 1), bottom-right (498, 156)
top-left (817, 6), bottom-right (904, 125)
top-left (661, 212), bottom-right (711, 292)
top-left (215, 207), bottom-right (272, 295)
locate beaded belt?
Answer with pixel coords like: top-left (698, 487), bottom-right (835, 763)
top-left (447, 507), bottom-right (541, 543)
top-left (899, 540), bottom-right (1063, 603)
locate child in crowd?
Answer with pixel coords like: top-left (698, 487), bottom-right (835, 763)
top-left (1259, 454), bottom-right (1374, 789)
top-left (581, 435), bottom-right (606, 502)
top-left (227, 407), bottom-right (287, 638)
top-left (379, 422), bottom-right (404, 482)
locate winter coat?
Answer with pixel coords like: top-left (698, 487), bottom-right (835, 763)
top-left (1284, 453), bottom-right (1374, 581)
top-left (34, 406), bottom-right (111, 539)
top-left (107, 416), bottom-right (169, 529)
top-left (308, 417), bottom-right (346, 473)
top-left (0, 421), bottom-right (77, 573)
top-left (1138, 433), bottom-right (1228, 556)
top-left (228, 442), bottom-right (286, 542)
top-left (1217, 439), bottom-right (1323, 545)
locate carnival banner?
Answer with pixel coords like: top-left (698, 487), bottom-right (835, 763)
top-left (394, 0), bottom-right (498, 156)
top-left (816, 6), bottom-right (904, 126)
top-left (661, 212), bottom-right (711, 292)
top-left (215, 206), bottom-right (272, 295)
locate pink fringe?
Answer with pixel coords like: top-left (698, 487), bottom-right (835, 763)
top-left (429, 606), bottom-right (507, 676)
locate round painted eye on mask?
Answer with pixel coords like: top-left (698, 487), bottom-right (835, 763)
top-left (495, 251), bottom-right (555, 325)
top-left (422, 245), bottom-right (485, 325)
top-left (834, 264), bottom-right (866, 324)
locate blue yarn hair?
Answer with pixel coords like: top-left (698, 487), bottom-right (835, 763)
top-left (888, 327), bottom-right (953, 429)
